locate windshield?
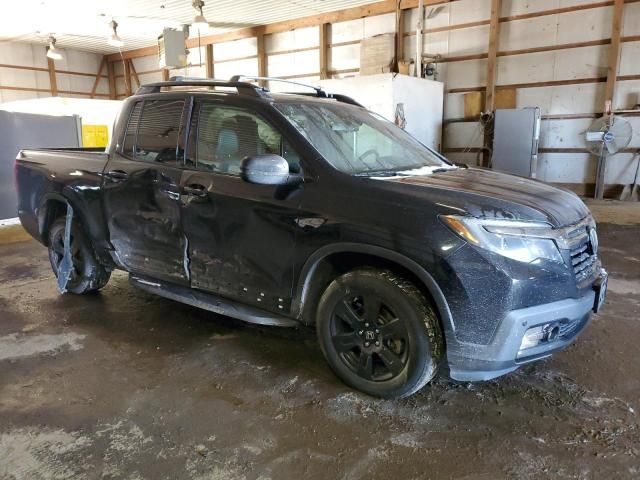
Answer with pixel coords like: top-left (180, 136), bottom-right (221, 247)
top-left (274, 101), bottom-right (449, 175)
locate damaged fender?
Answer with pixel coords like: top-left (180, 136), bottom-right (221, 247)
top-left (56, 202), bottom-right (74, 294)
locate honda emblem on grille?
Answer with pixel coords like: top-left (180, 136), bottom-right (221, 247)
top-left (588, 227), bottom-right (599, 256)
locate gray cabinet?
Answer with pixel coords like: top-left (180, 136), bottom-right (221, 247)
top-left (491, 108), bottom-right (541, 178)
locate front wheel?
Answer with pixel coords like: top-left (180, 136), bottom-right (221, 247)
top-left (317, 268), bottom-right (443, 398)
top-left (48, 217), bottom-right (111, 294)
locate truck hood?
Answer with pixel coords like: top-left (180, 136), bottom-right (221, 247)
top-left (381, 167), bottom-right (589, 228)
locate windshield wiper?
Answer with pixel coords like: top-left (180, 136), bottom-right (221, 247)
top-left (355, 166), bottom-right (458, 177)
top-left (354, 170), bottom-right (409, 177)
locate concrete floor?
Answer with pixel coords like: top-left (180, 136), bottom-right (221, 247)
top-left (1, 201), bottom-right (639, 479)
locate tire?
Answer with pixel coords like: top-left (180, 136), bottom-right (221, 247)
top-left (316, 268), bottom-right (443, 399)
top-left (48, 217), bottom-right (111, 294)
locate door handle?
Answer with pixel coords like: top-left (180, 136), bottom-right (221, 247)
top-left (105, 170), bottom-right (128, 181)
top-left (183, 184), bottom-right (208, 197)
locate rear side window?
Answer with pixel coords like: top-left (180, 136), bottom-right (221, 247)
top-left (123, 99), bottom-right (186, 167)
top-left (122, 101), bottom-right (142, 158)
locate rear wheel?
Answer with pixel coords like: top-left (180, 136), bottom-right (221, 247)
top-left (48, 217), bottom-right (111, 294)
top-left (317, 268), bottom-right (443, 398)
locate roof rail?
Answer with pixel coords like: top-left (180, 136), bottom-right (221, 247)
top-left (229, 75), bottom-right (363, 107)
top-left (230, 75), bottom-right (326, 95)
top-left (136, 76), bottom-right (268, 97)
top-left (136, 75), bottom-right (364, 107)
top-left (281, 91), bottom-right (364, 108)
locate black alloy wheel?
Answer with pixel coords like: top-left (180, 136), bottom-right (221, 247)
top-left (330, 294), bottom-right (410, 382)
top-left (317, 268), bottom-right (443, 398)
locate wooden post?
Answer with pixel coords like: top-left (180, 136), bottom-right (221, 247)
top-left (129, 59), bottom-right (141, 89)
top-left (47, 58), bottom-right (58, 96)
top-left (604, 0), bottom-right (624, 111)
top-left (107, 61), bottom-right (116, 99)
top-left (319, 23), bottom-right (329, 80)
top-left (485, 0), bottom-right (502, 113)
top-left (162, 69), bottom-right (170, 81)
top-left (123, 60), bottom-right (132, 96)
top-left (257, 34), bottom-right (267, 87)
top-left (395, 6), bottom-right (405, 71)
top-left (90, 57), bottom-right (106, 99)
top-left (596, 0), bottom-right (625, 199)
top-left (483, 0), bottom-right (502, 167)
top-left (205, 44), bottom-right (214, 79)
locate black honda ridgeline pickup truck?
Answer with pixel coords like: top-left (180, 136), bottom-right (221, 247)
top-left (15, 77), bottom-right (607, 398)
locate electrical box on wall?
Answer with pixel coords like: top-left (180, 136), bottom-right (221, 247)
top-left (158, 28), bottom-right (188, 69)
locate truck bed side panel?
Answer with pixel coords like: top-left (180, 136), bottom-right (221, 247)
top-left (16, 149), bottom-right (111, 258)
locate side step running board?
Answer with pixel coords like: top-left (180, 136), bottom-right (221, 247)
top-left (130, 275), bottom-right (298, 328)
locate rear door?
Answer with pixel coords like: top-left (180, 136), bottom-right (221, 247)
top-left (180, 99), bottom-right (303, 313)
top-left (102, 97), bottom-right (190, 285)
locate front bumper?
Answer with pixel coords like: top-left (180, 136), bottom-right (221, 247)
top-left (447, 269), bottom-right (605, 382)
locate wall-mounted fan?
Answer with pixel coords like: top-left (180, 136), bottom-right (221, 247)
top-left (585, 114), bottom-right (633, 199)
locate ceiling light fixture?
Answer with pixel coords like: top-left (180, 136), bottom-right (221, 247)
top-left (46, 36), bottom-right (63, 61)
top-left (108, 20), bottom-right (124, 48)
top-left (192, 0), bottom-right (210, 33)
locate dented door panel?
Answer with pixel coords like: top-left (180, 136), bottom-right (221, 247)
top-left (102, 155), bottom-right (188, 285)
top-left (180, 170), bottom-right (299, 313)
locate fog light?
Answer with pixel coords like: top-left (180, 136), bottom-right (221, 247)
top-left (520, 326), bottom-right (544, 350)
top-left (520, 323), bottom-right (560, 350)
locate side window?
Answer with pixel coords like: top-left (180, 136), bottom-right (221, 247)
top-left (122, 101), bottom-right (142, 158)
top-left (194, 104), bottom-right (300, 175)
top-left (133, 99), bottom-right (186, 167)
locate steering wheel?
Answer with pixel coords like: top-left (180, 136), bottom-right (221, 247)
top-left (358, 149), bottom-right (380, 163)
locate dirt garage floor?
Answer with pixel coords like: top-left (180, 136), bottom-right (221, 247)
top-left (1, 201), bottom-right (639, 479)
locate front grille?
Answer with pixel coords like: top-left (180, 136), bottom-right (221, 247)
top-left (570, 239), bottom-right (597, 283)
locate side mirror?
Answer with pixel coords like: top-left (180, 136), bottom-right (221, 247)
top-left (240, 154), bottom-right (299, 186)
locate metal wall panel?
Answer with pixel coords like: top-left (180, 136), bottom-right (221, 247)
top-left (0, 111), bottom-right (80, 219)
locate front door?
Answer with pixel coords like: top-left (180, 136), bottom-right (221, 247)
top-left (102, 98), bottom-right (190, 285)
top-left (180, 100), bottom-right (303, 313)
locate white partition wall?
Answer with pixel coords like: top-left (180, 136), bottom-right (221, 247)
top-left (320, 74), bottom-right (444, 152)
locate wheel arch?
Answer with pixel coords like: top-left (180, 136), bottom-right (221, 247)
top-left (38, 193), bottom-right (71, 246)
top-left (293, 243), bottom-right (454, 338)
top-left (38, 193), bottom-right (96, 250)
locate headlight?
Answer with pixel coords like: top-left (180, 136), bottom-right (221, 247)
top-left (441, 215), bottom-right (563, 264)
